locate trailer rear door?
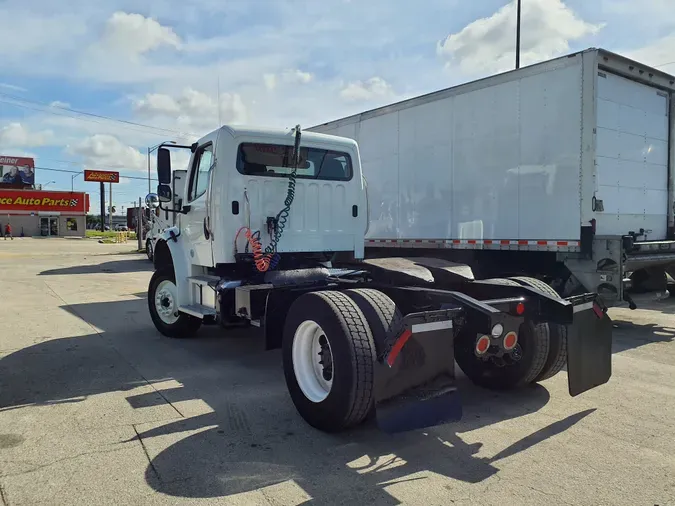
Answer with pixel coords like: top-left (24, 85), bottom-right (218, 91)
top-left (595, 71), bottom-right (670, 240)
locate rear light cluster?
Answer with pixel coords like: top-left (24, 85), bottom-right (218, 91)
top-left (475, 323), bottom-right (519, 355)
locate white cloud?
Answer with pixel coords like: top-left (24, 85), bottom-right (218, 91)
top-left (623, 33), bottom-right (675, 70)
top-left (437, 0), bottom-right (603, 75)
top-left (99, 11), bottom-right (182, 57)
top-left (264, 74), bottom-right (277, 91)
top-left (264, 69), bottom-right (313, 91)
top-left (0, 122), bottom-right (53, 148)
top-left (132, 87), bottom-right (248, 130)
top-left (67, 134), bottom-right (146, 171)
top-left (49, 100), bottom-right (71, 108)
top-left (340, 77), bottom-right (394, 102)
top-left (0, 83), bottom-right (27, 92)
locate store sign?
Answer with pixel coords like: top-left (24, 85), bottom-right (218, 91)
top-left (84, 170), bottom-right (120, 183)
top-left (0, 156), bottom-right (35, 185)
top-left (0, 190), bottom-right (88, 213)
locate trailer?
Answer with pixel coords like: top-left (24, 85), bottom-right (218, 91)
top-left (145, 124), bottom-right (612, 433)
top-left (309, 48), bottom-right (675, 309)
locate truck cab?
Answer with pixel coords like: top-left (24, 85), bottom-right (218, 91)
top-left (152, 125), bottom-right (368, 274)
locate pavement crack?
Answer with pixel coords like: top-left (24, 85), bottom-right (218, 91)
top-left (0, 447), bottom-right (128, 479)
top-left (0, 481), bottom-right (8, 506)
top-left (133, 424), bottom-right (162, 485)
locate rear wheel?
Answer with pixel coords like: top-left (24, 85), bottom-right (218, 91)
top-left (282, 291), bottom-right (376, 432)
top-left (510, 276), bottom-right (568, 382)
top-left (148, 268), bottom-right (201, 338)
top-left (454, 278), bottom-right (550, 390)
top-left (343, 288), bottom-right (403, 358)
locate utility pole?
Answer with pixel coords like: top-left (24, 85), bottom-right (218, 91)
top-left (137, 197), bottom-right (142, 251)
top-left (99, 181), bottom-right (105, 231)
top-left (147, 146), bottom-right (151, 195)
top-left (515, 0), bottom-right (522, 69)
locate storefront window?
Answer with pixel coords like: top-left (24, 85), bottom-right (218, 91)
top-left (66, 218), bottom-right (78, 231)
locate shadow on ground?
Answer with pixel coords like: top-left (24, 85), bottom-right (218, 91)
top-left (39, 258), bottom-right (152, 276)
top-left (0, 294), bottom-right (606, 504)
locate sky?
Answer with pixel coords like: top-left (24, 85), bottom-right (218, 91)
top-left (0, 0), bottom-right (673, 213)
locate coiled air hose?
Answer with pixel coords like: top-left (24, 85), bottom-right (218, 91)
top-left (234, 125), bottom-right (301, 273)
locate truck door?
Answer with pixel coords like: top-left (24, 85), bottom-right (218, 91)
top-left (595, 71), bottom-right (670, 240)
top-left (184, 143), bottom-right (215, 266)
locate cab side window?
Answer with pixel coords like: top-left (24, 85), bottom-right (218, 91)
top-left (189, 144), bottom-right (214, 202)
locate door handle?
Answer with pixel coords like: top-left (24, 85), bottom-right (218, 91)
top-left (203, 217), bottom-right (211, 240)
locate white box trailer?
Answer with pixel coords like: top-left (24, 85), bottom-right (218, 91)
top-left (309, 48), bottom-right (675, 307)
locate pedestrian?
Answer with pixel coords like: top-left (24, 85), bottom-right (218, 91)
top-left (0, 222), bottom-right (3, 239)
top-left (5, 222), bottom-right (13, 240)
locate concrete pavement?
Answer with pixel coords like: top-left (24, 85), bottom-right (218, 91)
top-left (0, 238), bottom-right (674, 505)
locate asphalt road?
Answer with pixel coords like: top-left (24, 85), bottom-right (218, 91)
top-left (0, 238), bottom-right (674, 505)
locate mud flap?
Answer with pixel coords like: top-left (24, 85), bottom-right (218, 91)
top-left (376, 374), bottom-right (462, 433)
top-left (375, 312), bottom-right (463, 433)
top-left (566, 297), bottom-right (613, 396)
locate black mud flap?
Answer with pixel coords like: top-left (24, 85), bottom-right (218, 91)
top-left (566, 296), bottom-right (613, 396)
top-left (375, 374), bottom-right (462, 434)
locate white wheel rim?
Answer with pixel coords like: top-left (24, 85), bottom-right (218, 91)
top-left (292, 320), bottom-right (334, 403)
top-left (147, 241), bottom-right (153, 258)
top-left (155, 280), bottom-right (179, 325)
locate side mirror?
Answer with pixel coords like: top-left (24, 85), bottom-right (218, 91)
top-left (157, 184), bottom-right (172, 203)
top-left (157, 147), bottom-right (172, 184)
top-left (145, 193), bottom-right (160, 209)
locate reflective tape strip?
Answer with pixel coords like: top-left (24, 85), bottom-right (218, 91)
top-left (366, 239), bottom-right (581, 250)
top-left (573, 301), bottom-right (594, 313)
top-left (411, 320), bottom-right (453, 333)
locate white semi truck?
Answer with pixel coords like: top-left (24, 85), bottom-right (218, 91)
top-left (145, 124), bottom-right (612, 434)
top-left (310, 48), bottom-right (675, 309)
top-left (146, 169), bottom-right (187, 263)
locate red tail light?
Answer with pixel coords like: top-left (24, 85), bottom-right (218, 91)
top-left (516, 302), bottom-right (525, 315)
top-left (475, 335), bottom-right (490, 355)
top-left (503, 331), bottom-right (518, 350)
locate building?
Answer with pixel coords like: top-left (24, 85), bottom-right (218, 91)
top-left (0, 188), bottom-right (89, 237)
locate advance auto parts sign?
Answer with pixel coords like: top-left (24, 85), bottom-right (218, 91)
top-left (0, 190), bottom-right (87, 213)
top-left (84, 170), bottom-right (120, 183)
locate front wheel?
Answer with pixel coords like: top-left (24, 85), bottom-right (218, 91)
top-left (148, 268), bottom-right (201, 338)
top-left (146, 238), bottom-right (153, 261)
top-left (282, 291), bottom-right (376, 432)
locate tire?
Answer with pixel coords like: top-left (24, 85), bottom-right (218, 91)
top-left (343, 288), bottom-right (403, 358)
top-left (454, 278), bottom-right (550, 390)
top-left (282, 291), bottom-right (376, 432)
top-left (146, 238), bottom-right (153, 261)
top-left (510, 276), bottom-right (568, 382)
top-left (148, 268), bottom-right (201, 339)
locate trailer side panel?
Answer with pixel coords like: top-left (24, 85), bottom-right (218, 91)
top-left (312, 57), bottom-right (584, 245)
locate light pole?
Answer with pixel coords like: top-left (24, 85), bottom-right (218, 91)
top-left (43, 181), bottom-right (56, 188)
top-left (71, 171), bottom-right (83, 191)
top-left (515, 0), bottom-right (522, 69)
top-left (147, 141), bottom-right (176, 194)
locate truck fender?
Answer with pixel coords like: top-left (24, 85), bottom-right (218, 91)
top-left (157, 226), bottom-right (192, 307)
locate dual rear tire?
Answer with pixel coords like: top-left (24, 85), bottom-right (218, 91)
top-left (453, 277), bottom-right (567, 390)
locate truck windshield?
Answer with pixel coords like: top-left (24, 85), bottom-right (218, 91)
top-left (236, 143), bottom-right (352, 181)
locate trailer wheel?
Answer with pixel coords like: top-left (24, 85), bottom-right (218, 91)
top-left (282, 291), bottom-right (376, 432)
top-left (510, 276), bottom-right (568, 382)
top-left (146, 238), bottom-right (153, 261)
top-left (344, 288), bottom-right (403, 358)
top-left (148, 268), bottom-right (201, 339)
top-left (455, 278), bottom-right (550, 390)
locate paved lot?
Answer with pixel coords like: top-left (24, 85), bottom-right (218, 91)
top-left (0, 238), bottom-right (674, 505)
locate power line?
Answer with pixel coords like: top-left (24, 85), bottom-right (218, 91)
top-left (0, 92), bottom-right (197, 138)
top-left (655, 60), bottom-right (675, 69)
